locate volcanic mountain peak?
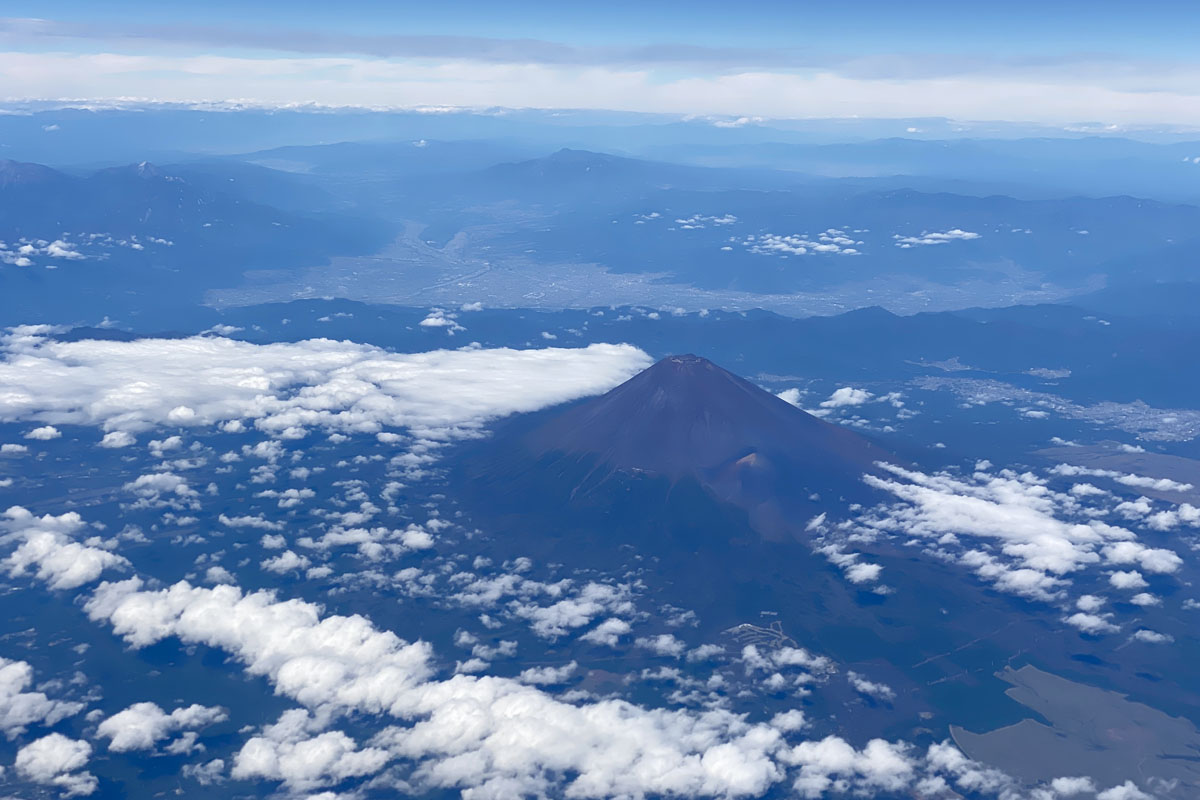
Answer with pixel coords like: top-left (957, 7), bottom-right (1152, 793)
top-left (638, 352), bottom-right (747, 387)
top-left (527, 353), bottom-right (888, 482)
top-left (467, 354), bottom-right (896, 542)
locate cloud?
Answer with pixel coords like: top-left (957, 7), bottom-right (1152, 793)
top-left (0, 237), bottom-right (93, 270)
top-left (0, 658), bottom-right (84, 738)
top-left (1051, 463), bottom-right (1193, 493)
top-left (1096, 780), bottom-right (1154, 800)
top-left (24, 425), bottom-right (61, 440)
top-left (82, 577), bottom-right (790, 798)
top-left (218, 513), bottom-right (284, 531)
top-left (1108, 570), bottom-right (1148, 590)
top-left (844, 562), bottom-right (883, 584)
top-left (511, 582), bottom-right (634, 639)
top-left (296, 522), bottom-right (434, 561)
top-left (1050, 776), bottom-right (1097, 795)
top-left (417, 309), bottom-right (465, 333)
top-left (768, 647), bottom-right (834, 675)
top-left (123, 472), bottom-right (199, 511)
top-left (0, 484), bottom-right (1015, 800)
top-left (1, 14), bottom-right (1198, 105)
top-left (97, 701), bottom-right (227, 752)
top-left (784, 736), bottom-right (913, 798)
top-left (0, 329), bottom-right (651, 442)
top-left (821, 387), bottom-right (873, 409)
top-left (815, 544), bottom-right (885, 587)
top-left (579, 617), bottom-right (632, 647)
top-left (770, 710), bottom-right (808, 732)
top-left (2, 506), bottom-right (128, 590)
top-left (518, 661), bottom-right (578, 685)
top-left (1064, 611), bottom-right (1119, 635)
top-left (11, 48), bottom-right (1200, 126)
top-left (99, 431), bottom-right (134, 448)
top-left (776, 388), bottom-right (804, 407)
top-left (1101, 540), bottom-right (1182, 574)
top-left (232, 709), bottom-right (390, 792)
top-left (15, 733), bottom-right (96, 797)
top-left (635, 633), bottom-right (687, 658)
top-left (205, 565), bottom-right (235, 584)
top-left (182, 758), bottom-right (226, 785)
top-left (260, 550), bottom-right (311, 574)
top-left (0, 17), bottom-right (816, 69)
top-left (685, 644), bottom-right (727, 663)
top-left (857, 463), bottom-right (1168, 601)
top-left (1145, 502), bottom-right (1200, 531)
top-left (847, 672), bottom-right (895, 702)
top-left (923, 742), bottom-right (1015, 796)
top-left (893, 229), bottom-right (980, 248)
top-left (743, 229), bottom-right (862, 258)
top-left (673, 213), bottom-right (738, 229)
top-left (147, 435), bottom-right (183, 456)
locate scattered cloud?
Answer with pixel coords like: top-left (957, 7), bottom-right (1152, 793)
top-left (15, 733), bottom-right (96, 797)
top-left (2, 506), bottom-right (128, 590)
top-left (743, 229), bottom-right (862, 258)
top-left (856, 463), bottom-right (1181, 604)
top-left (821, 387), bottom-right (873, 408)
top-left (893, 229), bottom-right (980, 248)
top-left (97, 702), bottom-right (227, 752)
top-left (847, 671), bottom-right (895, 702)
top-left (0, 658), bottom-right (84, 738)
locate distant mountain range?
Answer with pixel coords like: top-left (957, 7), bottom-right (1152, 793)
top-left (0, 159), bottom-right (393, 319)
top-left (3, 134), bottom-right (1199, 324)
top-left (451, 151), bottom-right (1200, 293)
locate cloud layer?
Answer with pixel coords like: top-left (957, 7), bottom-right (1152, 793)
top-left (5, 44), bottom-right (1200, 124)
top-left (0, 328), bottom-right (650, 442)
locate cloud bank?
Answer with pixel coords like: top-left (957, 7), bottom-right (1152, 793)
top-left (5, 45), bottom-right (1200, 124)
top-left (0, 328), bottom-right (650, 442)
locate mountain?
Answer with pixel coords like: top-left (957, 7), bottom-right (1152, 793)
top-left (0, 159), bottom-right (72, 189)
top-left (240, 138), bottom-right (547, 178)
top-left (155, 160), bottom-right (348, 214)
top-left (641, 136), bottom-right (1200, 202)
top-left (466, 354), bottom-right (892, 542)
top-left (484, 148), bottom-right (660, 184)
top-left (462, 148), bottom-right (807, 204)
top-left (449, 352), bottom-right (1123, 744)
top-left (465, 165), bottom-right (1200, 294)
top-left (0, 160), bottom-right (392, 322)
top-left (529, 353), bottom-right (886, 480)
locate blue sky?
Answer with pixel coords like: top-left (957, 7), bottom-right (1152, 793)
top-left (3, 1), bottom-right (1200, 125)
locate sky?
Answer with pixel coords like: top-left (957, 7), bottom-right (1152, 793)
top-left (4, 1), bottom-right (1200, 125)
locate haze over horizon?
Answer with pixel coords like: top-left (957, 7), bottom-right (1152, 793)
top-left (6, 1), bottom-right (1200, 126)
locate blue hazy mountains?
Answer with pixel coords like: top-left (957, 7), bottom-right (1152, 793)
top-left (0, 158), bottom-right (391, 319)
top-left (7, 130), bottom-right (1200, 319)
